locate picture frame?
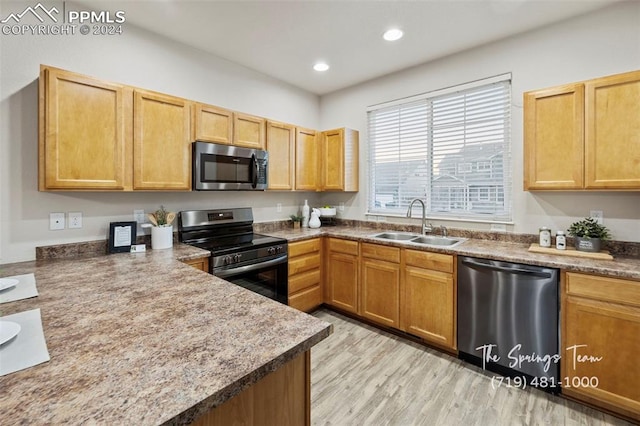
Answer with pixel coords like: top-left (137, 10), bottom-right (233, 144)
top-left (108, 221), bottom-right (137, 254)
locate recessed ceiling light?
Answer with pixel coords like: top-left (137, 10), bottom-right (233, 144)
top-left (313, 62), bottom-right (330, 72)
top-left (383, 28), bottom-right (404, 41)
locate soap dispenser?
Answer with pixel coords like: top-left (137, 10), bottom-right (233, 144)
top-left (302, 200), bottom-right (310, 228)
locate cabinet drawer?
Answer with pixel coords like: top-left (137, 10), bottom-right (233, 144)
top-left (566, 272), bottom-right (640, 308)
top-left (289, 253), bottom-right (320, 276)
top-left (182, 257), bottom-right (210, 272)
top-left (403, 249), bottom-right (453, 273)
top-left (361, 243), bottom-right (400, 263)
top-left (289, 238), bottom-right (321, 258)
top-left (289, 269), bottom-right (321, 294)
top-left (289, 284), bottom-right (323, 313)
top-left (328, 238), bottom-right (359, 255)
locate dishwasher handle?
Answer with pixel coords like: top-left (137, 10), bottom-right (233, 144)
top-left (461, 258), bottom-right (554, 279)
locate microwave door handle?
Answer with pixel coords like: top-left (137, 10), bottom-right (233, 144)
top-left (251, 154), bottom-right (258, 188)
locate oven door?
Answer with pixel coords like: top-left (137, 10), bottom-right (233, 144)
top-left (213, 256), bottom-right (288, 305)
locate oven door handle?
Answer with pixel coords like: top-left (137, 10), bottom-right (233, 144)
top-left (214, 255), bottom-right (287, 278)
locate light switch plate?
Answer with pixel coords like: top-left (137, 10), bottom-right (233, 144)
top-left (49, 212), bottom-right (65, 230)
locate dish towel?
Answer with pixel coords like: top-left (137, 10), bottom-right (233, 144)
top-left (0, 308), bottom-right (51, 376)
top-left (0, 273), bottom-right (38, 304)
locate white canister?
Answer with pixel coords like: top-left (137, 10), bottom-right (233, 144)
top-left (539, 227), bottom-right (551, 248)
top-left (151, 225), bottom-right (173, 250)
top-left (556, 231), bottom-right (566, 250)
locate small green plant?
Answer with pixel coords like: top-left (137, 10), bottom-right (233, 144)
top-left (155, 205), bottom-right (168, 226)
top-left (290, 214), bottom-right (304, 223)
top-left (567, 217), bottom-right (611, 240)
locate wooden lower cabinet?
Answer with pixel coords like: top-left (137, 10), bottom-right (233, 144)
top-left (191, 351), bottom-right (310, 426)
top-left (324, 238), bottom-right (359, 314)
top-left (360, 243), bottom-right (400, 328)
top-left (562, 272), bottom-right (640, 421)
top-left (182, 257), bottom-right (210, 272)
top-left (288, 239), bottom-right (322, 312)
top-left (400, 250), bottom-right (455, 350)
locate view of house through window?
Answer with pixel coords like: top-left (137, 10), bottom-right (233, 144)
top-left (367, 76), bottom-right (512, 222)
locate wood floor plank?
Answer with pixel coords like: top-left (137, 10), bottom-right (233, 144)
top-left (310, 309), bottom-right (632, 426)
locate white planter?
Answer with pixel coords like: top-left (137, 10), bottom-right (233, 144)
top-left (151, 225), bottom-right (173, 250)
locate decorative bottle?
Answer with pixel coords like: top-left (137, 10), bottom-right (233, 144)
top-left (302, 200), bottom-right (310, 228)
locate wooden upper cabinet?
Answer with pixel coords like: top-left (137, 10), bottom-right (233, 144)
top-left (524, 70), bottom-right (640, 191)
top-left (133, 90), bottom-right (192, 190)
top-left (266, 121), bottom-right (295, 190)
top-left (523, 84), bottom-right (584, 190)
top-left (193, 103), bottom-right (233, 144)
top-left (320, 128), bottom-right (359, 191)
top-left (585, 71), bottom-right (640, 189)
top-left (295, 127), bottom-right (319, 191)
top-left (39, 66), bottom-right (132, 190)
top-left (234, 112), bottom-right (266, 149)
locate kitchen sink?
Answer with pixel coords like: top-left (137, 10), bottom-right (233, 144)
top-left (369, 232), bottom-right (416, 241)
top-left (369, 232), bottom-right (466, 248)
top-left (409, 236), bottom-right (463, 246)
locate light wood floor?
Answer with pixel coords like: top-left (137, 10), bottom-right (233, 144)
top-left (310, 309), bottom-right (633, 426)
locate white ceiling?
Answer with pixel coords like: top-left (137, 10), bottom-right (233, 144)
top-left (79, 0), bottom-right (619, 95)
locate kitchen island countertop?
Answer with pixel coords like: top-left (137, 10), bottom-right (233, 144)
top-left (0, 244), bottom-right (332, 425)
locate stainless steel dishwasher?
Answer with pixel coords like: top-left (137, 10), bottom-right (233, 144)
top-left (457, 256), bottom-right (560, 392)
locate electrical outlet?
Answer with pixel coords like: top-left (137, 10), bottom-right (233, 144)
top-left (68, 212), bottom-right (82, 229)
top-left (491, 224), bottom-right (506, 232)
top-left (590, 210), bottom-right (604, 225)
top-left (49, 212), bottom-right (65, 230)
top-left (134, 209), bottom-right (145, 225)
top-left (339, 202), bottom-right (345, 212)
top-left (276, 203), bottom-right (282, 213)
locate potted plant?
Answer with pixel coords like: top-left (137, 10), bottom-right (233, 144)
top-left (148, 205), bottom-right (176, 249)
top-left (290, 214), bottom-right (304, 230)
top-left (567, 217), bottom-right (611, 252)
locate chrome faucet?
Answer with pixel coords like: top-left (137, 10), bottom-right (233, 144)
top-left (406, 199), bottom-right (432, 235)
top-left (441, 225), bottom-right (448, 238)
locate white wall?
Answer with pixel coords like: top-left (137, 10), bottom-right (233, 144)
top-left (319, 1), bottom-right (640, 243)
top-left (0, 2), bottom-right (322, 263)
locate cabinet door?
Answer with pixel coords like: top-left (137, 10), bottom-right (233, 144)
top-left (325, 250), bottom-right (358, 314)
top-left (295, 127), bottom-right (318, 190)
top-left (523, 84), bottom-right (584, 190)
top-left (234, 113), bottom-right (266, 149)
top-left (40, 66), bottom-right (132, 190)
top-left (133, 90), bottom-right (192, 190)
top-left (320, 128), bottom-right (359, 192)
top-left (563, 296), bottom-right (640, 420)
top-left (585, 71), bottom-right (640, 189)
top-left (401, 265), bottom-right (455, 350)
top-left (321, 128), bottom-right (345, 191)
top-left (194, 103), bottom-right (233, 144)
top-left (360, 258), bottom-right (400, 327)
top-left (266, 121), bottom-right (295, 190)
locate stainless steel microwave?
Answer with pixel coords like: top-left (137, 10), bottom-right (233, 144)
top-left (192, 142), bottom-right (268, 190)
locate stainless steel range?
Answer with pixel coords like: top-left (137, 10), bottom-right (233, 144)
top-left (178, 208), bottom-right (288, 304)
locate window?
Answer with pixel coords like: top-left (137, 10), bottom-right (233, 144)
top-left (367, 75), bottom-right (511, 222)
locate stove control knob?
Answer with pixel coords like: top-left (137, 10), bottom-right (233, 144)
top-left (223, 256), bottom-right (232, 265)
top-left (276, 246), bottom-right (283, 254)
top-left (267, 247), bottom-right (275, 255)
top-left (234, 254), bottom-right (242, 263)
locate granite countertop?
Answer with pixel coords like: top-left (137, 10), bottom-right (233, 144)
top-left (0, 245), bottom-right (332, 425)
top-left (266, 226), bottom-right (640, 280)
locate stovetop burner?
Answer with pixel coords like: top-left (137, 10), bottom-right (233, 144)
top-left (178, 207), bottom-right (288, 261)
top-left (189, 233), bottom-right (286, 255)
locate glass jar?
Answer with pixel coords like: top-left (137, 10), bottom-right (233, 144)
top-left (539, 227), bottom-right (551, 248)
top-left (556, 231), bottom-right (566, 250)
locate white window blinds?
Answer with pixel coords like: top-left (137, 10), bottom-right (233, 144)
top-left (368, 77), bottom-right (512, 222)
